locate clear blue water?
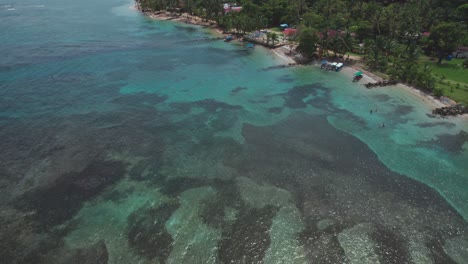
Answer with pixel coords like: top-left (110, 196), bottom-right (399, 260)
top-left (1, 0), bottom-right (467, 263)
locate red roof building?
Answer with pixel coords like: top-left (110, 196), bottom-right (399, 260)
top-left (223, 4), bottom-right (242, 14)
top-left (283, 28), bottom-right (297, 36)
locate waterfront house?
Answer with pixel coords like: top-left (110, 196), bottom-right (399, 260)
top-left (223, 3), bottom-right (242, 14)
top-left (453, 46), bottom-right (468, 59)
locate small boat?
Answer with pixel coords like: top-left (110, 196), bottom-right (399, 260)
top-left (224, 35), bottom-right (234, 42)
top-left (353, 71), bottom-right (363, 82)
top-left (246, 43), bottom-right (255, 49)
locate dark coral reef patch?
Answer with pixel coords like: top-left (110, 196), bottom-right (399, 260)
top-left (18, 160), bottom-right (127, 229)
top-left (61, 240), bottom-right (109, 264)
top-left (170, 99), bottom-right (243, 113)
top-left (198, 179), bottom-right (244, 229)
top-left (236, 112), bottom-right (467, 261)
top-left (218, 205), bottom-right (279, 264)
top-left (421, 130), bottom-right (468, 153)
top-left (416, 121), bottom-right (456, 128)
top-left (267, 107), bottom-right (283, 114)
top-left (370, 225), bottom-right (411, 264)
top-left (280, 84), bottom-right (324, 109)
top-left (298, 224), bottom-right (348, 264)
top-left (231, 86), bottom-right (247, 94)
top-left (126, 201), bottom-right (179, 261)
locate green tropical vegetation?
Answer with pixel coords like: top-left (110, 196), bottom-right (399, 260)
top-left (136, 0), bottom-right (468, 104)
top-left (423, 58), bottom-right (468, 104)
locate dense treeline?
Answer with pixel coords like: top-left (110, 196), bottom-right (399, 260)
top-left (137, 0), bottom-right (468, 92)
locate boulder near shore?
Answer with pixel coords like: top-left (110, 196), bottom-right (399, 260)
top-left (432, 104), bottom-right (468, 116)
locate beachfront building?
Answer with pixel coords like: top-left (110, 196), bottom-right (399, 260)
top-left (223, 3), bottom-right (242, 14)
top-left (283, 28), bottom-right (297, 40)
top-left (453, 46), bottom-right (468, 59)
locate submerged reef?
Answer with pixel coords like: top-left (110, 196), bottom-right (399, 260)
top-left (1, 87), bottom-right (467, 263)
top-left (218, 205), bottom-right (279, 263)
top-left (17, 160), bottom-right (127, 229)
top-left (60, 240), bottom-right (109, 264)
top-left (3, 2), bottom-right (468, 262)
top-left (126, 201), bottom-right (179, 262)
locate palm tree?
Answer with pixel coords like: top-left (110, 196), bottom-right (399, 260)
top-left (265, 32), bottom-right (272, 46)
top-left (402, 43), bottom-right (421, 63)
top-left (318, 31), bottom-right (329, 58)
top-left (363, 36), bottom-right (391, 70)
top-left (271, 32), bottom-right (279, 47)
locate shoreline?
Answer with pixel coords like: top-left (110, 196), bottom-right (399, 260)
top-left (269, 45), bottom-right (296, 64)
top-left (138, 6), bottom-right (466, 118)
top-left (341, 65), bottom-right (467, 121)
top-left (339, 65), bottom-right (446, 109)
top-left (141, 7), bottom-right (298, 66)
top-left (143, 9), bottom-right (223, 32)
top-left (340, 64), bottom-right (468, 120)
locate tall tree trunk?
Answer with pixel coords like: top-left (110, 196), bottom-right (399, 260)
top-left (437, 51), bottom-right (443, 64)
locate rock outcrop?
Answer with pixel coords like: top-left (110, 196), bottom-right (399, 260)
top-left (432, 104), bottom-right (467, 116)
top-left (364, 80), bottom-right (398, 88)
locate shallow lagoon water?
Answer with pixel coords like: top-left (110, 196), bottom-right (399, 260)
top-left (1, 0), bottom-right (467, 263)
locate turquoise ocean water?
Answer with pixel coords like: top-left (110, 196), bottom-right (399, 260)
top-left (1, 0), bottom-right (467, 263)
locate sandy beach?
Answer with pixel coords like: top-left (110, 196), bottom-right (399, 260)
top-left (340, 65), bottom-right (382, 84)
top-left (339, 64), bottom-right (452, 110)
top-left (270, 46), bottom-right (296, 64)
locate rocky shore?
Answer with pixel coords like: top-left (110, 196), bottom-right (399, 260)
top-left (432, 104), bottom-right (468, 116)
top-left (146, 11), bottom-right (218, 28)
top-left (364, 80), bottom-right (398, 89)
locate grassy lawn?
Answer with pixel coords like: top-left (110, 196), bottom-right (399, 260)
top-left (424, 58), bottom-right (468, 83)
top-left (420, 57), bottom-right (468, 105)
